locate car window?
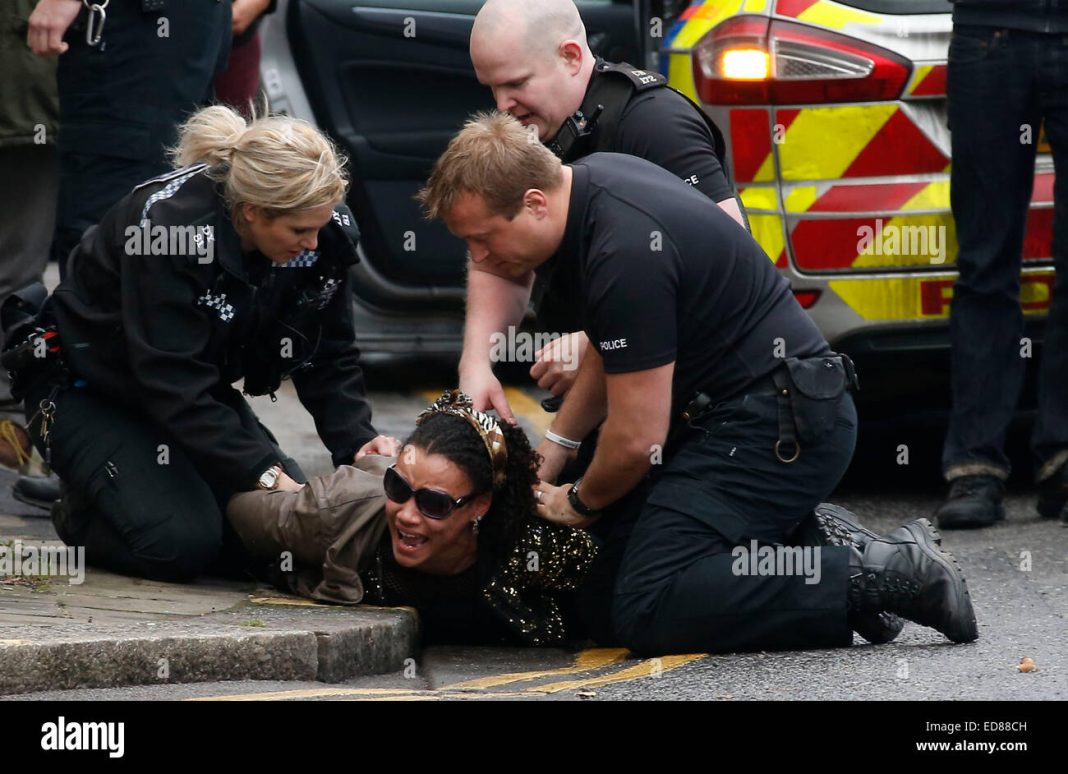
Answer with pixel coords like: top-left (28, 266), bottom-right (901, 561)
top-left (835, 0), bottom-right (952, 12)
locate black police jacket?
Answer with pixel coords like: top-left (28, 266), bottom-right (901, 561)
top-left (42, 164), bottom-right (377, 496)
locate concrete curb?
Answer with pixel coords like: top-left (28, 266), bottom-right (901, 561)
top-left (0, 604), bottom-right (419, 696)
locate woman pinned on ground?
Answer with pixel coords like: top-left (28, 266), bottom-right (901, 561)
top-left (227, 390), bottom-right (597, 646)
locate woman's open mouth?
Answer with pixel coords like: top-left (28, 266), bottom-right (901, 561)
top-left (395, 529), bottom-right (429, 554)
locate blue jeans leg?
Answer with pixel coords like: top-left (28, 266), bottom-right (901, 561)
top-left (943, 26), bottom-right (1040, 480)
top-left (1031, 35), bottom-right (1068, 481)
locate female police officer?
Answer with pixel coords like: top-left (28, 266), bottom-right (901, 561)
top-left (6, 105), bottom-right (398, 582)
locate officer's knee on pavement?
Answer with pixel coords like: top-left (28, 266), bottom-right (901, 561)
top-left (134, 520), bottom-right (223, 583)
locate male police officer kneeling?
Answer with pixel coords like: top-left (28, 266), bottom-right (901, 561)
top-left (420, 113), bottom-right (978, 655)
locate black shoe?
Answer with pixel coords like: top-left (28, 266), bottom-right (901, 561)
top-left (49, 483), bottom-right (93, 545)
top-left (1037, 463), bottom-right (1068, 521)
top-left (935, 475), bottom-right (1005, 530)
top-left (12, 473), bottom-right (62, 511)
top-left (848, 518), bottom-right (978, 644)
top-left (810, 504), bottom-right (907, 645)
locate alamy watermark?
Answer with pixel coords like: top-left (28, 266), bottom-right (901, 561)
top-left (0, 540), bottom-right (85, 585)
top-left (489, 326), bottom-right (579, 370)
top-left (124, 220), bottom-right (215, 263)
top-left (41, 717), bottom-right (124, 758)
top-left (857, 219), bottom-right (947, 265)
top-left (732, 541), bottom-right (822, 585)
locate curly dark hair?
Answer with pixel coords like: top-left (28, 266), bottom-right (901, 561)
top-left (404, 413), bottom-right (539, 562)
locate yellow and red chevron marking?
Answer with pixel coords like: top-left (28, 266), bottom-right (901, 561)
top-left (829, 270), bottom-right (1056, 321)
top-left (775, 105), bottom-right (948, 180)
top-left (793, 173), bottom-right (1053, 213)
top-left (785, 173), bottom-right (1054, 270)
top-left (757, 173), bottom-right (1054, 272)
top-left (792, 215), bottom-right (955, 269)
top-left (774, 0), bottom-right (881, 28)
top-left (906, 64), bottom-right (947, 98)
top-left (738, 187), bottom-right (786, 266)
top-left (730, 108), bottom-right (775, 183)
top-left (739, 187), bottom-right (787, 266)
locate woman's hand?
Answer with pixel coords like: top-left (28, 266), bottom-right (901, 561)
top-left (532, 481), bottom-right (598, 529)
top-left (231, 0), bottom-right (272, 37)
top-left (355, 434), bottom-right (401, 460)
top-left (534, 437), bottom-right (575, 485)
top-left (276, 471), bottom-right (305, 492)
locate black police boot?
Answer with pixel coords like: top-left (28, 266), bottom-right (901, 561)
top-left (1036, 462), bottom-right (1068, 521)
top-left (13, 472), bottom-right (62, 511)
top-left (807, 504), bottom-right (906, 645)
top-left (935, 475), bottom-right (1005, 530)
top-left (49, 483), bottom-right (94, 546)
top-left (848, 518), bottom-right (978, 644)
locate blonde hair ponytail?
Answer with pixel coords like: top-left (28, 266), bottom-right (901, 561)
top-left (170, 104), bottom-right (349, 217)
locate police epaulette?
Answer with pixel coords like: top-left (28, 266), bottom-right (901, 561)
top-left (132, 163), bottom-right (209, 192)
top-left (596, 61), bottom-right (667, 92)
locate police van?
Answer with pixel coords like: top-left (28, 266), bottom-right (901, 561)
top-left (261, 1), bottom-right (1054, 407)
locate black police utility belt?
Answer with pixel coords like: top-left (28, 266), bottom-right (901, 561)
top-left (678, 353), bottom-right (860, 464)
top-left (547, 60), bottom-right (730, 175)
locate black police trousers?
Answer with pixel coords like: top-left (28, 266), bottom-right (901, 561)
top-left (23, 376), bottom-right (304, 583)
top-left (53, 0), bottom-right (230, 277)
top-left (597, 384), bottom-right (858, 656)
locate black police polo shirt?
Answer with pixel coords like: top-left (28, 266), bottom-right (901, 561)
top-left (585, 64), bottom-right (735, 204)
top-left (547, 153), bottom-right (829, 408)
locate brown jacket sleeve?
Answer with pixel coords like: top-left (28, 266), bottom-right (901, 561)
top-left (227, 455), bottom-right (393, 604)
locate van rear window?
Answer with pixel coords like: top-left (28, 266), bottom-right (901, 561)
top-left (833, 0), bottom-right (952, 13)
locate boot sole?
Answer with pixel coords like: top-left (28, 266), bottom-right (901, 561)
top-left (905, 518), bottom-right (979, 643)
top-left (815, 503), bottom-right (942, 547)
top-left (814, 504), bottom-right (908, 644)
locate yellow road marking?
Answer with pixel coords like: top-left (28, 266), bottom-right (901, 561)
top-left (419, 389), bottom-right (447, 405)
top-left (527, 654), bottom-right (704, 694)
top-left (420, 386), bottom-right (551, 436)
top-left (502, 386), bottom-right (552, 435)
top-left (248, 595), bottom-right (325, 607)
top-left (187, 648), bottom-right (704, 701)
top-left (188, 687), bottom-right (425, 701)
top-left (442, 648), bottom-right (628, 691)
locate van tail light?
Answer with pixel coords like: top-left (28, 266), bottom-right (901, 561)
top-left (694, 15), bottom-right (911, 105)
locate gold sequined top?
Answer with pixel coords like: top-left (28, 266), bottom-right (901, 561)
top-left (362, 519), bottom-right (598, 646)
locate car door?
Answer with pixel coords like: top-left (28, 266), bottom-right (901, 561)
top-left (273, 0), bottom-right (646, 314)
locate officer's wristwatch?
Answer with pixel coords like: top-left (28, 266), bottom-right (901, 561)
top-left (567, 478), bottom-right (601, 518)
top-left (257, 464), bottom-right (284, 491)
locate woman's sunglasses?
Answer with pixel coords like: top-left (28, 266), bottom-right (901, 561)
top-left (383, 464), bottom-right (479, 520)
